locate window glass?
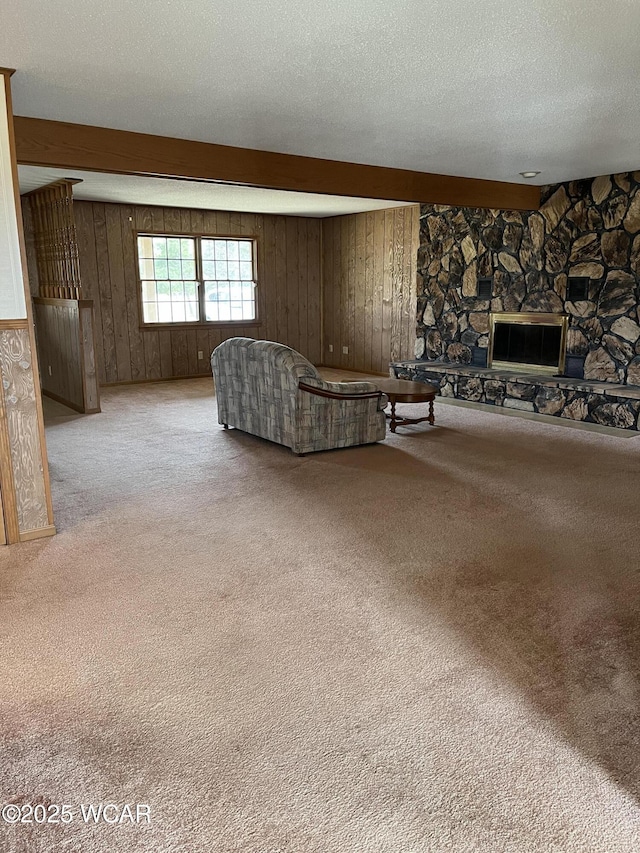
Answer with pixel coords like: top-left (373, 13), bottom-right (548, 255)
top-left (138, 235), bottom-right (256, 325)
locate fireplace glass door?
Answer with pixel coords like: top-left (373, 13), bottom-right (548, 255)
top-left (489, 313), bottom-right (568, 375)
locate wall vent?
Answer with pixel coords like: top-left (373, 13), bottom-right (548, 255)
top-left (470, 346), bottom-right (488, 367)
top-left (567, 277), bottom-right (589, 302)
top-left (477, 277), bottom-right (493, 300)
top-left (564, 354), bottom-right (586, 379)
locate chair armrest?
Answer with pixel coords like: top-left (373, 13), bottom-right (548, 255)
top-left (298, 380), bottom-right (384, 402)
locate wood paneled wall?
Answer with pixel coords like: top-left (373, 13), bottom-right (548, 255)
top-left (33, 298), bottom-right (100, 413)
top-left (73, 201), bottom-right (322, 384)
top-left (321, 205), bottom-right (420, 374)
top-left (0, 326), bottom-right (52, 535)
top-left (25, 198), bottom-right (419, 386)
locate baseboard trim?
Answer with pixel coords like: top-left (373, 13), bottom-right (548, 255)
top-left (41, 388), bottom-right (101, 414)
top-left (101, 367), bottom-right (384, 388)
top-left (317, 365), bottom-right (389, 377)
top-left (19, 524), bottom-right (56, 542)
top-left (101, 373), bottom-right (212, 387)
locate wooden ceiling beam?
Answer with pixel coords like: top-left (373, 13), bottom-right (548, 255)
top-left (13, 116), bottom-right (540, 211)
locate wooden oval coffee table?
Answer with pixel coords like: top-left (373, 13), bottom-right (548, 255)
top-left (376, 378), bottom-right (438, 432)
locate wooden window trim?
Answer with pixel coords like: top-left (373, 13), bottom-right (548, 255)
top-left (138, 321), bottom-right (263, 331)
top-left (135, 230), bottom-right (260, 329)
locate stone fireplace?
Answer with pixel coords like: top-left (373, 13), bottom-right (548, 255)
top-left (413, 174), bottom-right (640, 386)
top-left (392, 171), bottom-right (640, 430)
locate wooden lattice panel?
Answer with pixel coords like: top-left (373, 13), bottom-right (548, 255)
top-left (27, 179), bottom-right (83, 299)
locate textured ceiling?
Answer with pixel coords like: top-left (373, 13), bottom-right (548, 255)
top-left (17, 166), bottom-right (412, 217)
top-left (4, 0), bottom-right (640, 186)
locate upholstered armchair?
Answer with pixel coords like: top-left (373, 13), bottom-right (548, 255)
top-left (211, 337), bottom-right (387, 454)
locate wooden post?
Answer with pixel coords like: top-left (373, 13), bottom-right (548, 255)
top-left (0, 68), bottom-right (55, 542)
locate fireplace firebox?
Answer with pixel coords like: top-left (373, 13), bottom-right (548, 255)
top-left (488, 312), bottom-right (569, 375)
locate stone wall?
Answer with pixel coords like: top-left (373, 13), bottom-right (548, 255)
top-left (392, 361), bottom-right (640, 430)
top-left (416, 172), bottom-right (640, 385)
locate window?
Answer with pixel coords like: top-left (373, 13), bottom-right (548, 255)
top-left (201, 237), bottom-right (256, 322)
top-left (137, 234), bottom-right (257, 325)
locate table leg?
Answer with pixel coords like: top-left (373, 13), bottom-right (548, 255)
top-left (390, 399), bottom-right (397, 432)
top-left (429, 399), bottom-right (434, 425)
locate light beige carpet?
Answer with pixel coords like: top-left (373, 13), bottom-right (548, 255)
top-left (1, 377), bottom-right (640, 852)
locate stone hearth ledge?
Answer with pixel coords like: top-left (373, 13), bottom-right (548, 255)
top-left (391, 359), bottom-right (640, 430)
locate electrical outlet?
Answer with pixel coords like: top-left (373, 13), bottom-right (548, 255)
top-left (342, 346), bottom-right (349, 355)
top-left (48, 365), bottom-right (52, 376)
top-left (197, 350), bottom-right (204, 360)
top-left (328, 344), bottom-right (333, 353)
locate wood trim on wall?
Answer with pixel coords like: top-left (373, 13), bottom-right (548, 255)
top-left (19, 525), bottom-right (56, 542)
top-left (1, 70), bottom-right (55, 541)
top-left (0, 493), bottom-right (6, 545)
top-left (0, 370), bottom-right (20, 543)
top-left (0, 318), bottom-right (28, 329)
top-left (78, 300), bottom-right (100, 412)
top-left (14, 116), bottom-right (541, 211)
